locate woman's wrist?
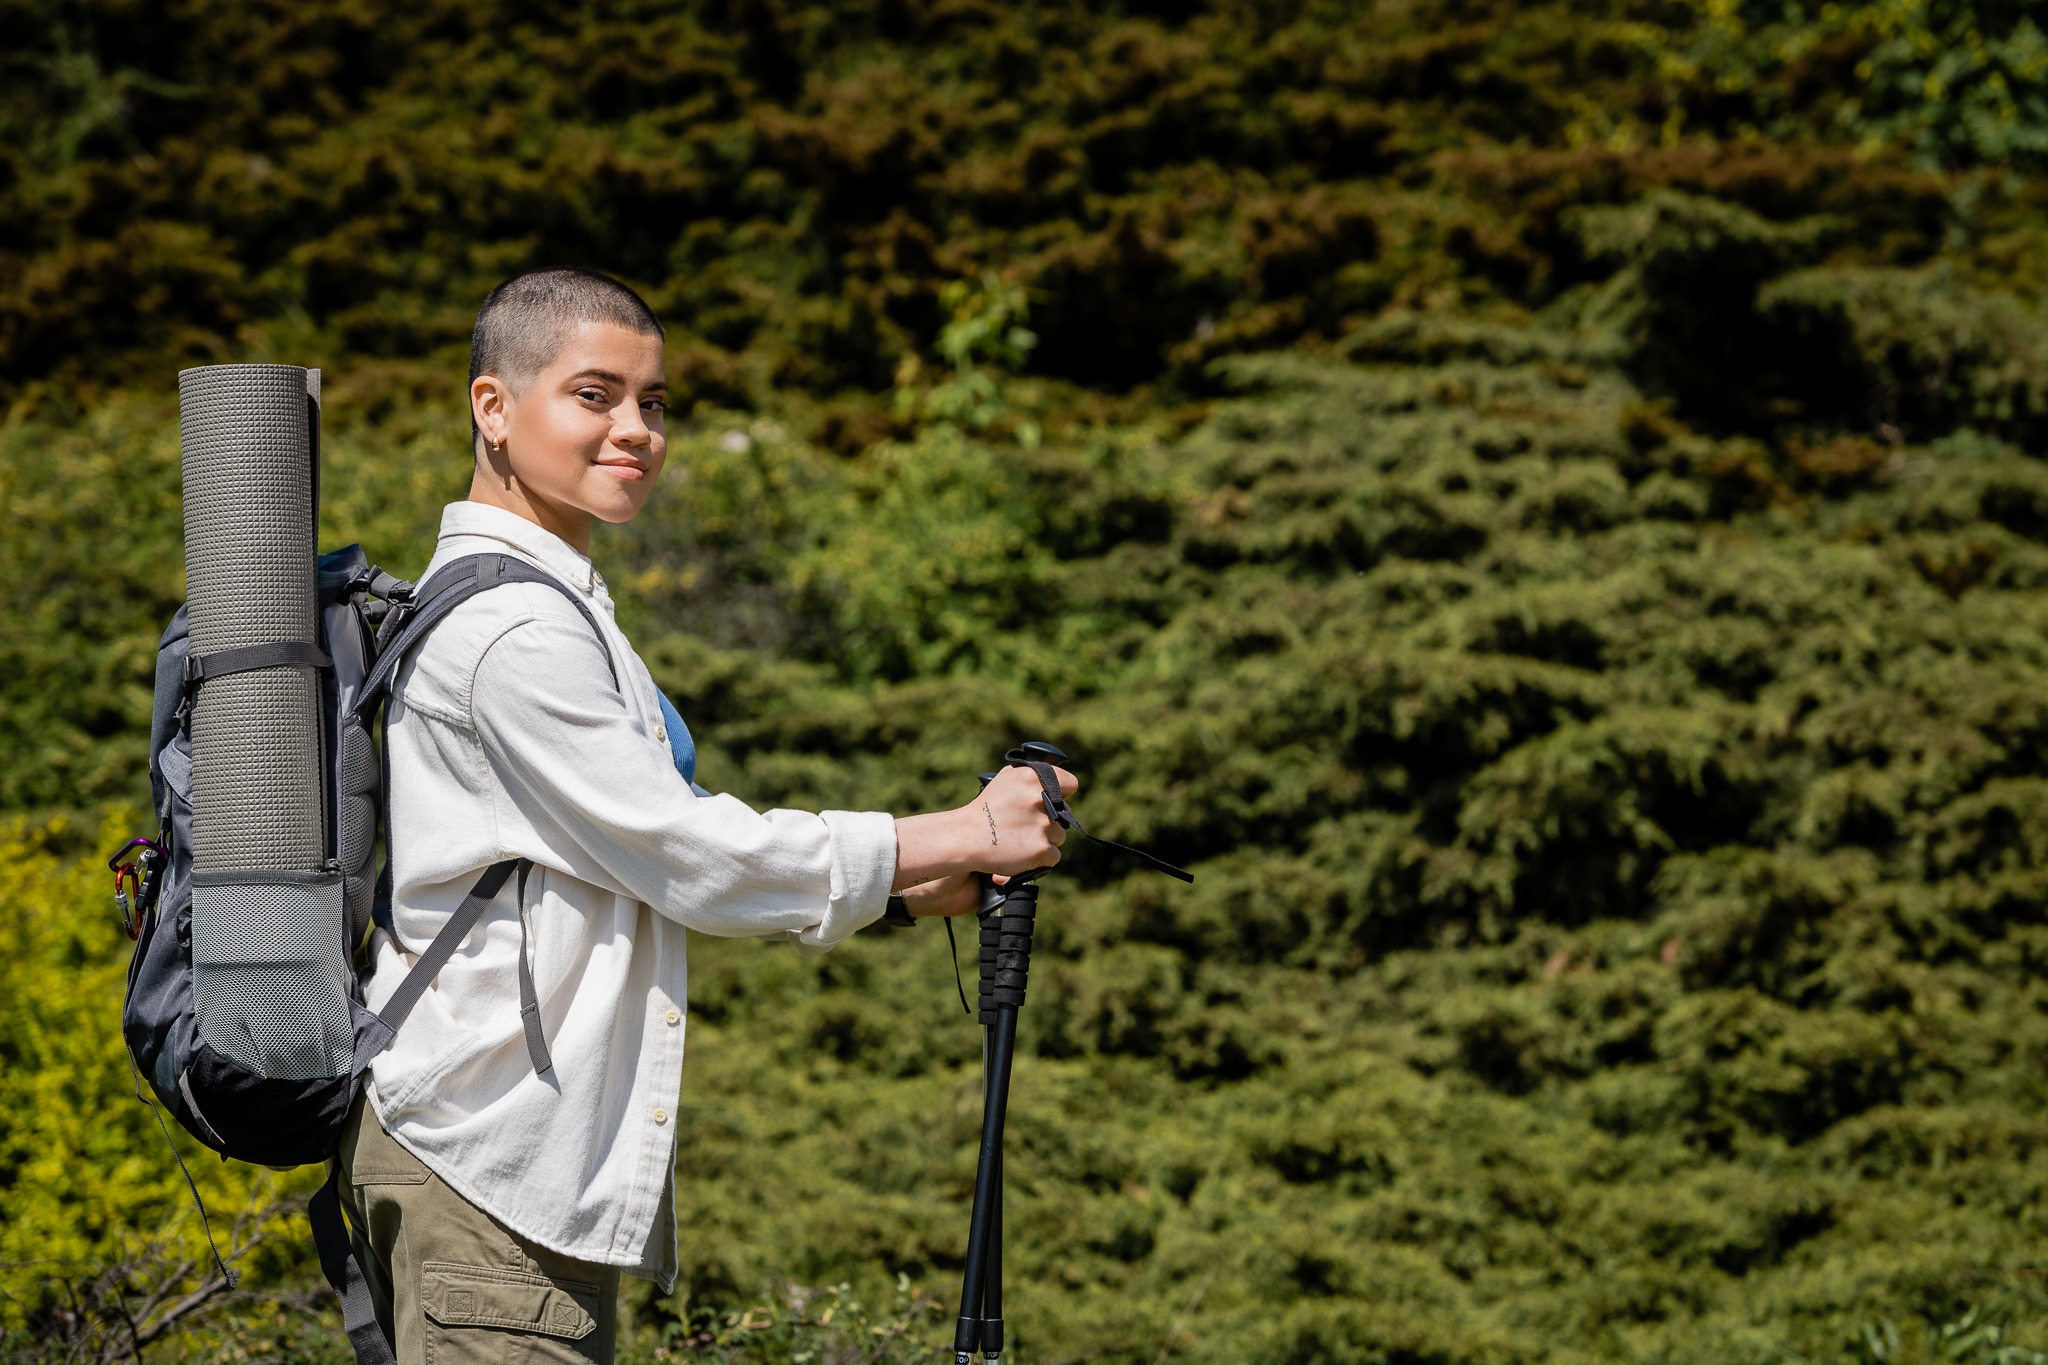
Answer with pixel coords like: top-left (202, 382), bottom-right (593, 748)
top-left (891, 806), bottom-right (978, 891)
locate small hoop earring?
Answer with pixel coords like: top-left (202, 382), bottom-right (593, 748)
top-left (492, 437), bottom-right (506, 455)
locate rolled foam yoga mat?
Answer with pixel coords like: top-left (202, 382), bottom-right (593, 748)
top-left (181, 363), bottom-right (351, 1080)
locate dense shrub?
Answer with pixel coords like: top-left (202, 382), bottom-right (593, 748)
top-left (7, 0), bottom-right (2048, 1361)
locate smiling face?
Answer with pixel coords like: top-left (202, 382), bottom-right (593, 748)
top-left (468, 320), bottom-right (668, 553)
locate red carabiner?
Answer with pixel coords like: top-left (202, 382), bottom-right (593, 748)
top-left (112, 862), bottom-right (143, 939)
top-left (106, 836), bottom-right (165, 941)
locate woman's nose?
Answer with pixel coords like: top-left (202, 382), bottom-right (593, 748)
top-left (613, 402), bottom-right (652, 445)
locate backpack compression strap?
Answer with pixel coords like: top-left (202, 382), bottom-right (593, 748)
top-left (176, 640), bottom-right (334, 724)
top-left (185, 639), bottom-right (333, 683)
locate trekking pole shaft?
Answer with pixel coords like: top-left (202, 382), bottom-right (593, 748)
top-left (982, 1146), bottom-right (1003, 1362)
top-left (979, 1025), bottom-right (1004, 1361)
top-left (961, 871), bottom-right (1003, 1356)
top-left (975, 876), bottom-right (1006, 1358)
top-left (954, 1001), bottom-right (1018, 1363)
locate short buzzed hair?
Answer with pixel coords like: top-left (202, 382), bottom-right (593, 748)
top-left (469, 268), bottom-right (664, 446)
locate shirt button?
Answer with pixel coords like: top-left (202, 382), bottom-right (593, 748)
top-left (655, 725), bottom-right (667, 742)
top-left (664, 1009), bottom-right (680, 1027)
top-left (652, 1108), bottom-right (668, 1126)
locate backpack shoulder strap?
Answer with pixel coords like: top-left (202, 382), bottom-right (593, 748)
top-left (355, 551), bottom-right (617, 718)
top-left (373, 858), bottom-right (521, 1036)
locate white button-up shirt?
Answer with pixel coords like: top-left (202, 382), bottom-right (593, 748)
top-left (363, 502), bottom-right (897, 1284)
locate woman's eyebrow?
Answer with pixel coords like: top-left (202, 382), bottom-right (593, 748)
top-left (565, 368), bottom-right (666, 391)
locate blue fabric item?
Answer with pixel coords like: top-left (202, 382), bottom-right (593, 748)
top-left (656, 690), bottom-right (698, 786)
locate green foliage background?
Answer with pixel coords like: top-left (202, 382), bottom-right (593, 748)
top-left (7, 0), bottom-right (2048, 1360)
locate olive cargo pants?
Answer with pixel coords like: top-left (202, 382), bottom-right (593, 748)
top-left (336, 1096), bottom-right (619, 1364)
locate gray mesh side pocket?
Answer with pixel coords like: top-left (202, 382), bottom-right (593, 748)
top-left (192, 868), bottom-right (353, 1081)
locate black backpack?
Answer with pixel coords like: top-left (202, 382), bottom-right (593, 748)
top-left (118, 545), bottom-right (615, 1365)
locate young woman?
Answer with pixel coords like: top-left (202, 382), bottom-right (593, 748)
top-left (340, 268), bottom-right (1073, 1364)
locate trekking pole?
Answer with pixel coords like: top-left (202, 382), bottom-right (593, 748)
top-left (950, 742), bottom-right (1193, 1364)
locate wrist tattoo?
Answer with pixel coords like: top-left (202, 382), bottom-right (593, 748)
top-left (983, 800), bottom-right (999, 845)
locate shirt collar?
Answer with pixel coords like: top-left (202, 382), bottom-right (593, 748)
top-left (436, 501), bottom-right (598, 593)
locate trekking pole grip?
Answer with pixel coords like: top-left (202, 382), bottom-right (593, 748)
top-left (974, 740), bottom-right (1067, 1022)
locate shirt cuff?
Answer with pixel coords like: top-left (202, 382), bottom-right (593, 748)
top-left (806, 809), bottom-right (897, 947)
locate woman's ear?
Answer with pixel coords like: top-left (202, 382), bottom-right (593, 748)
top-left (472, 373), bottom-right (511, 452)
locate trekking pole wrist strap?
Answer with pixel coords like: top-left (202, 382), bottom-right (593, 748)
top-left (1001, 748), bottom-right (1194, 883)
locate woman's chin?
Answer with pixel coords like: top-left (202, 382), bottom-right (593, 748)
top-left (585, 488), bottom-right (654, 525)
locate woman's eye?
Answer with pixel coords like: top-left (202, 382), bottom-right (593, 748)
top-left (643, 398), bottom-right (667, 414)
top-left (578, 388), bottom-right (606, 403)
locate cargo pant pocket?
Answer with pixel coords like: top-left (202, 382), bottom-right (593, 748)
top-left (420, 1261), bottom-right (601, 1365)
top-left (340, 1095), bottom-right (430, 1187)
